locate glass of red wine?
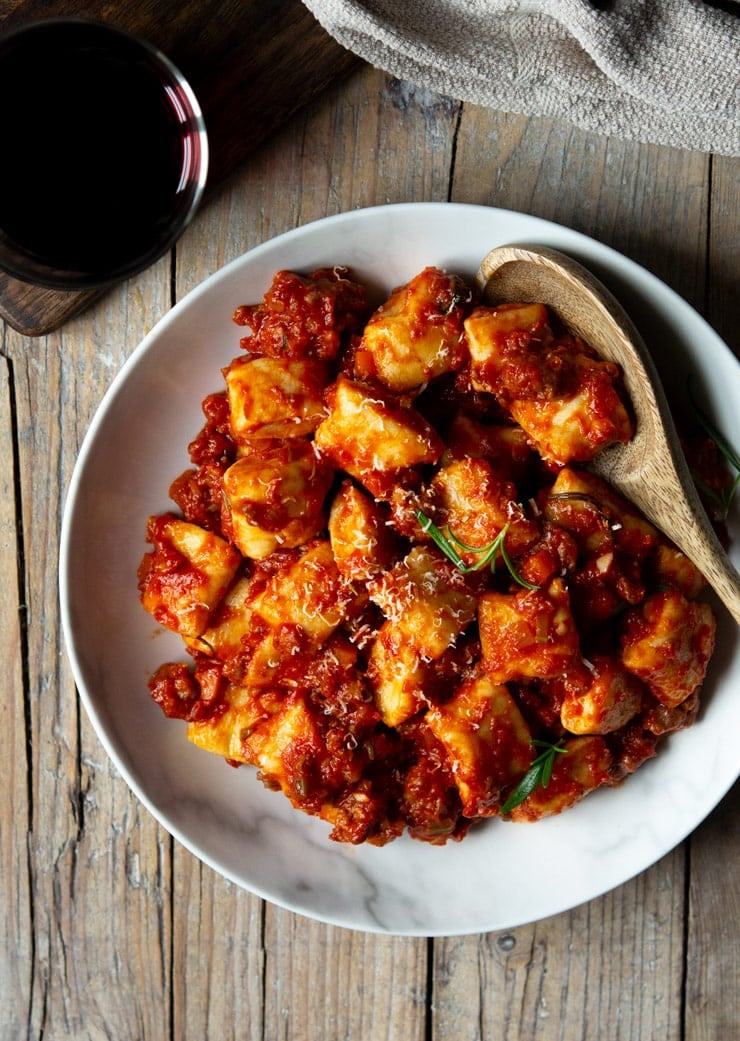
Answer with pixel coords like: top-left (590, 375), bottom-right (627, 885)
top-left (0, 18), bottom-right (208, 290)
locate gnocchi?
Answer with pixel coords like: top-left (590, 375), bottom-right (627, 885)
top-left (138, 265), bottom-right (721, 845)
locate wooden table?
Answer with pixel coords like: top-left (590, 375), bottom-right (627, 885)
top-left (2, 40), bottom-right (739, 1041)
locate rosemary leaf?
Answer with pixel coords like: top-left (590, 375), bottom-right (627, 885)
top-left (415, 510), bottom-right (466, 569)
top-left (500, 764), bottom-right (541, 812)
top-left (500, 740), bottom-right (567, 814)
top-left (499, 537), bottom-right (540, 590)
top-left (415, 510), bottom-right (538, 588)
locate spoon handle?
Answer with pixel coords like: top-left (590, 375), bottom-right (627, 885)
top-left (577, 265), bottom-right (740, 626)
top-left (593, 446), bottom-right (740, 626)
top-left (667, 519), bottom-right (740, 625)
top-left (477, 243), bottom-right (740, 626)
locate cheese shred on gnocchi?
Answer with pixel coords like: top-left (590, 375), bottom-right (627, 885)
top-left (137, 265), bottom-right (718, 846)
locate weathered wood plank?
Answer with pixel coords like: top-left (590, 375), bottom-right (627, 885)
top-left (450, 108), bottom-right (709, 306)
top-left (685, 780), bottom-right (740, 1041)
top-left (5, 262), bottom-right (174, 1040)
top-left (433, 850), bottom-right (686, 1041)
top-left (263, 913), bottom-right (429, 1041)
top-left (172, 868), bottom-right (265, 1041)
top-left (176, 64), bottom-right (461, 277)
top-left (0, 351), bottom-right (33, 1039)
top-left (684, 149), bottom-right (740, 1041)
top-left (707, 154), bottom-right (740, 360)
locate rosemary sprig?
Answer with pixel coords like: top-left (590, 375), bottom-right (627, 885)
top-left (415, 510), bottom-right (538, 589)
top-left (687, 376), bottom-right (740, 521)
top-left (500, 739), bottom-right (567, 814)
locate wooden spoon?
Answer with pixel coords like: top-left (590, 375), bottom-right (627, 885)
top-left (476, 243), bottom-right (740, 625)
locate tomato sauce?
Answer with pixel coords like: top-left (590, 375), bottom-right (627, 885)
top-left (138, 266), bottom-right (719, 845)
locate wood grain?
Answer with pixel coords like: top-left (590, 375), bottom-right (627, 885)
top-left (5, 260), bottom-right (174, 1038)
top-left (1, 40), bottom-right (738, 1041)
top-left (263, 914), bottom-right (428, 1041)
top-left (686, 781), bottom-right (740, 1041)
top-left (684, 147), bottom-right (740, 1041)
top-left (433, 851), bottom-right (686, 1041)
top-left (0, 353), bottom-right (33, 1039)
top-left (707, 155), bottom-right (740, 360)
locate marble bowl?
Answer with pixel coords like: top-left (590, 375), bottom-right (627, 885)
top-left (60, 203), bottom-right (740, 936)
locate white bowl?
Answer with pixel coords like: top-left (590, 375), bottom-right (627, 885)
top-left (60, 203), bottom-right (740, 936)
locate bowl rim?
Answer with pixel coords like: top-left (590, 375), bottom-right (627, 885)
top-left (59, 201), bottom-right (740, 935)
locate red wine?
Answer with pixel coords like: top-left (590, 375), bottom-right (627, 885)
top-left (0, 20), bottom-right (207, 288)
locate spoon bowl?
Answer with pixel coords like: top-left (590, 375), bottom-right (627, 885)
top-left (476, 243), bottom-right (740, 625)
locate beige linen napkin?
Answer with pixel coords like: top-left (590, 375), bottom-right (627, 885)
top-left (303, 0), bottom-right (740, 155)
